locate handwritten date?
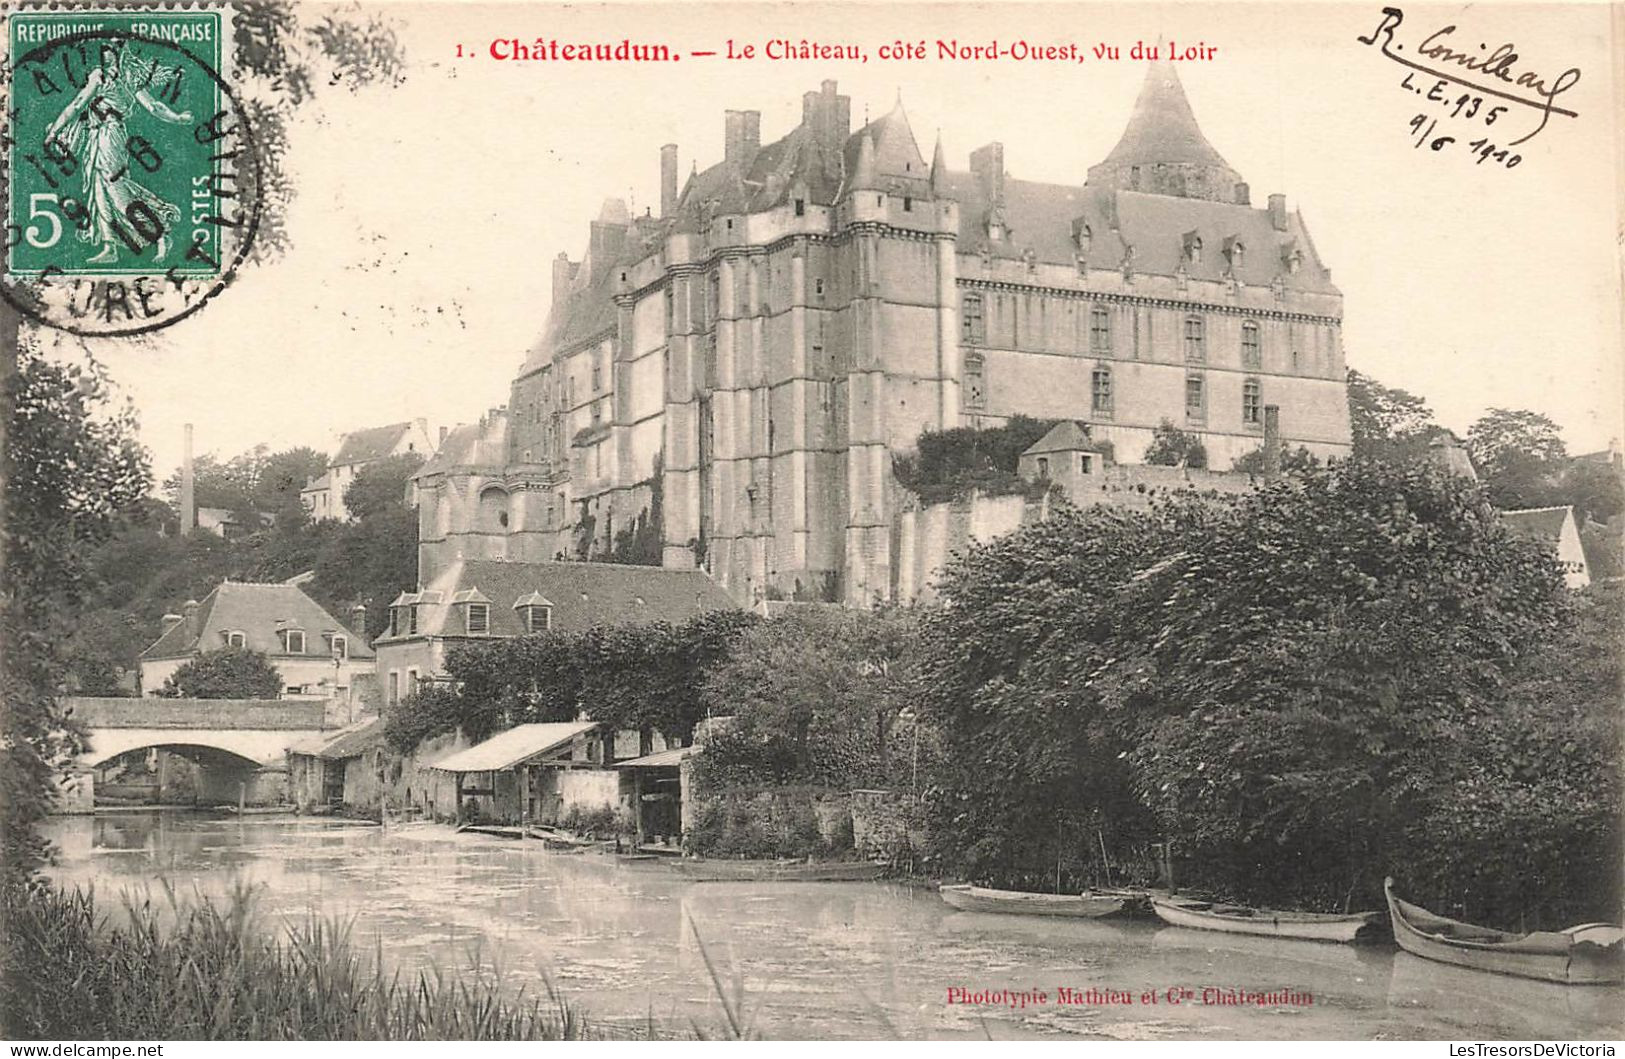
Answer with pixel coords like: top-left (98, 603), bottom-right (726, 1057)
top-left (1408, 114), bottom-right (1521, 168)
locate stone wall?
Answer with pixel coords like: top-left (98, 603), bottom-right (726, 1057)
top-left (685, 785), bottom-right (853, 858)
top-left (850, 789), bottom-right (927, 859)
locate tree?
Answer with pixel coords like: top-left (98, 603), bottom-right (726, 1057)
top-left (1346, 369), bottom-right (1440, 462)
top-left (1230, 444), bottom-right (1320, 477)
top-left (893, 416), bottom-right (1059, 504)
top-left (1467, 408), bottom-right (1568, 510)
top-left (252, 446), bottom-right (328, 528)
top-left (920, 457), bottom-right (1603, 922)
top-left (342, 452), bottom-right (423, 521)
top-left (3, 342), bottom-right (149, 882)
top-left (695, 608), bottom-right (919, 790)
top-left (1142, 419), bottom-right (1208, 469)
top-left (157, 648), bottom-right (284, 699)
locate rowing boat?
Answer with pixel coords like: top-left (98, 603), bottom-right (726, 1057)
top-left (938, 884), bottom-right (1132, 918)
top-left (1384, 877), bottom-right (1624, 985)
top-left (673, 858), bottom-right (886, 882)
top-left (1151, 895), bottom-right (1382, 943)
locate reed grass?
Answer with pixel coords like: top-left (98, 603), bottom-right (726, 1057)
top-left (0, 881), bottom-right (604, 1040)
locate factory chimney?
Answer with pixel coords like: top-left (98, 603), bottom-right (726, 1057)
top-left (180, 423), bottom-right (196, 536)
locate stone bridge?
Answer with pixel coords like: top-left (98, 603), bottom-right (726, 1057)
top-left (63, 697), bottom-right (332, 808)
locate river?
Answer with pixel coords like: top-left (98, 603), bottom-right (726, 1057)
top-left (42, 813), bottom-right (1623, 1041)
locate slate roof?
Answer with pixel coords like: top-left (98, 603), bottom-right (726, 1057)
top-left (373, 559), bottom-right (740, 644)
top-left (430, 721), bottom-right (599, 773)
top-left (1501, 506), bottom-right (1574, 546)
top-left (415, 418), bottom-right (508, 478)
top-left (289, 717), bottom-right (385, 760)
top-left (333, 423), bottom-right (414, 467)
top-left (1096, 60), bottom-right (1238, 173)
top-left (139, 581), bottom-right (376, 661)
top-left (1023, 421), bottom-right (1099, 455)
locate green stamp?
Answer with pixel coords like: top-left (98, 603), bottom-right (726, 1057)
top-left (4, 7), bottom-right (257, 335)
top-left (7, 9), bottom-right (224, 276)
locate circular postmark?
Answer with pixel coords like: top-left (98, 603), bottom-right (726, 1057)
top-left (3, 19), bottom-right (261, 337)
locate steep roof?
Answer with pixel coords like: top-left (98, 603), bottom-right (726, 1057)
top-left (334, 423), bottom-right (415, 467)
top-left (415, 417), bottom-right (508, 479)
top-left (430, 721), bottom-right (599, 773)
top-left (1502, 506), bottom-right (1575, 546)
top-left (140, 581), bottom-right (375, 661)
top-left (1097, 60), bottom-right (1237, 173)
top-left (373, 559), bottom-right (740, 644)
top-left (1023, 421), bottom-right (1098, 456)
top-left (290, 717), bottom-right (385, 760)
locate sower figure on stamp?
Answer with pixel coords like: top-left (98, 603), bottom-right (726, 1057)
top-left (44, 42), bottom-right (192, 265)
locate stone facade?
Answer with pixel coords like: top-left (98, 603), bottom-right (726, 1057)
top-left (420, 66), bottom-right (1350, 607)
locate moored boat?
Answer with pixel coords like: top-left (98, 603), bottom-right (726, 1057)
top-left (938, 883), bottom-right (1133, 918)
top-left (674, 858), bottom-right (887, 882)
top-left (1384, 877), bottom-right (1624, 985)
top-left (1151, 894), bottom-right (1383, 943)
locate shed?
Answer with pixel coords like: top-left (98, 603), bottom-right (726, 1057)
top-left (430, 721), bottom-right (601, 824)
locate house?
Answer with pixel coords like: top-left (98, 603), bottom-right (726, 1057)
top-left (371, 558), bottom-right (739, 708)
top-left (194, 506), bottom-right (262, 539)
top-left (140, 581), bottom-right (376, 701)
top-left (1502, 505), bottom-right (1591, 589)
top-left (287, 717), bottom-right (386, 811)
top-left (302, 419), bottom-right (436, 521)
top-left (1018, 421), bottom-right (1107, 497)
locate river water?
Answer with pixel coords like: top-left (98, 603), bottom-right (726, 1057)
top-left (42, 813), bottom-right (1623, 1041)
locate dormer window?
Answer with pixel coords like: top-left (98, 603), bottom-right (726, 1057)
top-left (1288, 249), bottom-right (1304, 274)
top-left (466, 603), bottom-right (490, 635)
top-left (327, 633), bottom-right (348, 661)
top-left (282, 629), bottom-right (306, 654)
top-left (1183, 233), bottom-right (1203, 265)
top-left (1073, 221), bottom-right (1092, 253)
top-left (225, 630), bottom-right (246, 649)
top-left (1231, 242), bottom-right (1244, 268)
top-left (514, 594), bottom-right (554, 635)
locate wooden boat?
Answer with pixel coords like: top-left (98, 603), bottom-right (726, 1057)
top-left (217, 804), bottom-right (295, 816)
top-left (1151, 894), bottom-right (1383, 943)
top-left (938, 884), bottom-right (1132, 918)
top-left (673, 858), bottom-right (887, 883)
top-left (1384, 877), bottom-right (1624, 985)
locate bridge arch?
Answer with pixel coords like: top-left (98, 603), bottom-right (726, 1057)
top-left (79, 727), bottom-right (319, 768)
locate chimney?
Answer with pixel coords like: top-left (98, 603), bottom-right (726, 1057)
top-left (551, 252), bottom-right (577, 311)
top-left (438, 425), bottom-right (448, 447)
top-left (414, 417), bottom-right (428, 442)
top-left (802, 80), bottom-right (850, 158)
top-left (179, 423), bottom-right (195, 536)
top-left (182, 599), bottom-right (201, 642)
top-left (1268, 193), bottom-right (1288, 231)
top-left (349, 604), bottom-right (368, 639)
top-left (724, 109), bottom-right (760, 167)
top-left (588, 216), bottom-right (627, 268)
top-left (1262, 405), bottom-right (1282, 479)
top-left (970, 143), bottom-right (1005, 205)
top-left (660, 143), bottom-right (678, 216)
top-left (1234, 182), bottom-right (1250, 206)
top-left (160, 613), bottom-right (184, 636)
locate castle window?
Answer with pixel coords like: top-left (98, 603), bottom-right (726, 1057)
top-left (1089, 306), bottom-right (1111, 354)
top-left (1036, 457), bottom-right (1050, 479)
top-left (814, 278), bottom-right (824, 298)
top-left (592, 356), bottom-right (603, 393)
top-left (1080, 453), bottom-right (1094, 475)
top-left (1243, 378), bottom-right (1263, 426)
top-left (1241, 321), bottom-right (1261, 369)
top-left (963, 351), bottom-right (986, 410)
top-left (478, 486), bottom-right (510, 533)
top-left (1184, 233), bottom-right (1202, 265)
top-left (282, 629), bottom-right (306, 655)
top-left (225, 630), bottom-right (246, 649)
top-left (388, 671), bottom-right (399, 706)
top-left (1184, 316), bottom-right (1206, 363)
top-left (1075, 223), bottom-right (1091, 253)
top-left (1230, 241), bottom-right (1245, 268)
top-left (1185, 375), bottom-right (1206, 422)
top-left (1291, 350), bottom-right (1301, 374)
top-left (795, 198), bottom-right (805, 217)
top-left (465, 603), bottom-right (489, 636)
top-left (1091, 366), bottom-right (1113, 416)
top-left (961, 293), bottom-right (985, 345)
top-left (903, 197), bottom-right (913, 212)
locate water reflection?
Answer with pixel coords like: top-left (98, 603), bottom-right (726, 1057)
top-left (41, 813), bottom-right (1624, 1040)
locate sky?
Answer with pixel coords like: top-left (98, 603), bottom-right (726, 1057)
top-left (37, 0), bottom-right (1624, 478)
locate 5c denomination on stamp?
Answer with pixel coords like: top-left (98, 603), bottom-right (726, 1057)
top-left (3, 7), bottom-right (261, 336)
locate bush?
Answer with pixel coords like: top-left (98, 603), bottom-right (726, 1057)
top-left (157, 648), bottom-right (283, 699)
top-left (893, 415), bottom-right (1060, 505)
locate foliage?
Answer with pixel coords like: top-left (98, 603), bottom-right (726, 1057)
top-left (1230, 444), bottom-right (1321, 476)
top-left (920, 457), bottom-right (1608, 922)
top-left (389, 612), bottom-right (758, 751)
top-left (382, 683), bottom-right (465, 755)
top-left (692, 608), bottom-right (920, 791)
top-left (1142, 419), bottom-right (1208, 469)
top-left (608, 467), bottom-right (664, 566)
top-left (0, 882), bottom-right (593, 1040)
top-left (157, 648), bottom-right (284, 700)
top-left (308, 477), bottom-right (418, 641)
top-left (556, 804), bottom-right (631, 837)
top-left (686, 790), bottom-right (850, 860)
top-left (1346, 369), bottom-right (1442, 463)
top-left (3, 344), bottom-right (150, 883)
top-left (893, 415), bottom-right (1059, 504)
top-left (341, 453), bottom-right (423, 522)
top-left (1466, 408), bottom-right (1569, 512)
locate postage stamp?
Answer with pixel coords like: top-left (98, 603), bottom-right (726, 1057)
top-left (2, 6), bottom-right (260, 336)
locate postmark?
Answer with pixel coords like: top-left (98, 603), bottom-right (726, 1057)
top-left (3, 7), bottom-right (261, 336)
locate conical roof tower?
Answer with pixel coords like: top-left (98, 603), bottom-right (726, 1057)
top-left (1085, 60), bottom-right (1246, 203)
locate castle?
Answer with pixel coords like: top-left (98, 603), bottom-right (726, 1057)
top-left (415, 64), bottom-right (1352, 606)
